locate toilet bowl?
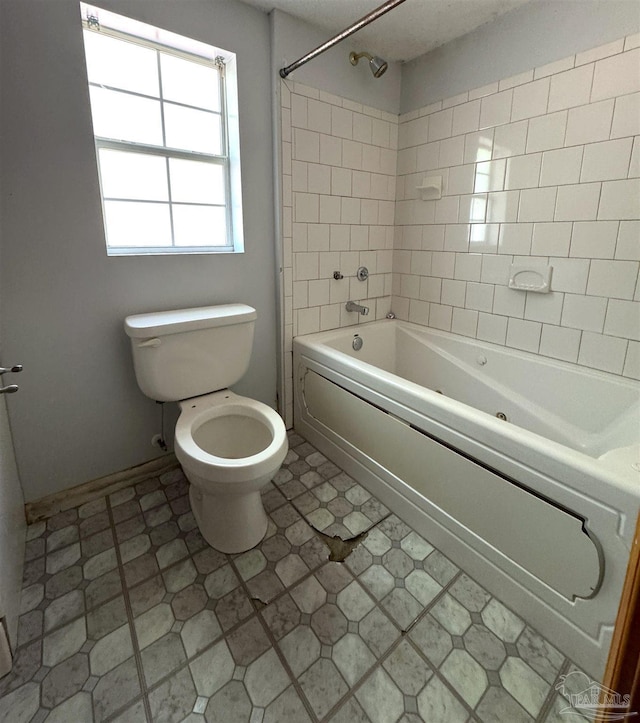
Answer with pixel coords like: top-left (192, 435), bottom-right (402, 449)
top-left (124, 303), bottom-right (288, 554)
top-left (174, 390), bottom-right (288, 553)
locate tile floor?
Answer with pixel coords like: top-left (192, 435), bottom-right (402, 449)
top-left (0, 430), bottom-right (591, 722)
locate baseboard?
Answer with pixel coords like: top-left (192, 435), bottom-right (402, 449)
top-left (25, 454), bottom-right (180, 524)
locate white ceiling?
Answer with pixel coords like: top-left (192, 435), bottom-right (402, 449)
top-left (242, 0), bottom-right (534, 62)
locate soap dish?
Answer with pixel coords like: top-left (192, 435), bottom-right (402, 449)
top-left (508, 264), bottom-right (553, 293)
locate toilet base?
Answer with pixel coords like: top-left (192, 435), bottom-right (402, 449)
top-left (188, 484), bottom-right (269, 554)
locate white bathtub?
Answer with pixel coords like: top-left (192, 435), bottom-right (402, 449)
top-left (293, 319), bottom-right (640, 678)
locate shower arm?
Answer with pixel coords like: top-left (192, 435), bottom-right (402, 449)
top-left (278, 0), bottom-right (406, 78)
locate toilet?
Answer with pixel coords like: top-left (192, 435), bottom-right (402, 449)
top-left (124, 303), bottom-right (288, 554)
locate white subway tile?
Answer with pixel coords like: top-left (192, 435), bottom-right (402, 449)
top-left (319, 195), bottom-right (341, 223)
top-left (561, 293), bottom-right (607, 331)
top-left (353, 114), bottom-right (373, 144)
top-left (455, 253), bottom-right (483, 281)
top-left (527, 111), bottom-right (568, 153)
top-left (498, 223), bottom-right (533, 255)
top-left (532, 223), bottom-right (572, 256)
top-left (626, 33), bottom-right (640, 51)
top-left (576, 39), bottom-right (625, 66)
top-left (320, 304), bottom-right (340, 331)
top-left (444, 224), bottom-right (470, 252)
top-left (452, 308), bottom-right (479, 337)
top-left (329, 225), bottom-right (350, 252)
top-left (308, 224), bottom-right (330, 252)
top-left (343, 139), bottom-right (364, 170)
top-left (512, 78), bottom-right (550, 124)
top-left (307, 99), bottom-right (332, 134)
top-left (493, 286), bottom-right (526, 318)
top-left (477, 312), bottom-right (508, 344)
top-left (372, 119), bottom-right (391, 148)
top-left (598, 178), bottom-right (640, 220)
top-left (291, 94), bottom-right (307, 128)
top-left (282, 141), bottom-right (292, 176)
top-left (605, 299), bottom-right (640, 340)
top-left (442, 91), bottom-right (470, 109)
top-left (431, 251), bottom-right (456, 278)
top-left (465, 282), bottom-right (495, 312)
top-left (469, 82), bottom-right (499, 100)
top-left (422, 225), bottom-right (446, 251)
top-left (281, 107), bottom-right (291, 143)
top-left (587, 259), bottom-right (639, 299)
top-left (408, 299), bottom-right (431, 326)
top-left (493, 121), bottom-right (528, 159)
top-left (294, 82), bottom-right (320, 100)
top-left (506, 318), bottom-right (542, 352)
top-left (361, 199), bottom-right (379, 225)
top-left (292, 161), bottom-right (308, 192)
top-left (292, 280), bottom-right (308, 309)
top-left (331, 106), bottom-right (353, 139)
top-left (459, 193), bottom-right (488, 224)
top-left (550, 258), bottom-right (590, 294)
top-left (319, 250), bottom-right (341, 278)
top-left (435, 196), bottom-right (460, 224)
top-left (307, 164), bottom-right (331, 195)
top-left (540, 146), bottom-right (584, 186)
top-left (616, 221), bottom-right (640, 260)
top-left (464, 130), bottom-right (494, 164)
top-left (505, 154), bottom-right (542, 190)
top-left (295, 252), bottom-right (319, 281)
top-left (534, 55), bottom-right (575, 79)
top-left (340, 197), bottom-right (361, 224)
top-left (410, 250), bottom-right (431, 276)
top-left (578, 331), bottom-right (627, 373)
top-left (630, 137), bottom-right (640, 178)
top-left (292, 223), bottom-right (308, 253)
top-left (474, 159), bottom-right (506, 193)
top-left (350, 225), bottom-right (368, 251)
top-left (519, 187), bottom-right (557, 222)
top-left (420, 276), bottom-right (442, 302)
top-left (319, 134), bottom-right (342, 165)
top-left (548, 64), bottom-right (594, 112)
top-left (429, 303), bottom-right (453, 331)
top-left (447, 165), bottom-right (476, 196)
top-left (591, 48), bottom-right (640, 102)
top-left (570, 221), bottom-right (619, 258)
top-left (481, 254), bottom-right (512, 285)
top-left (405, 116), bottom-right (430, 147)
top-left (308, 279), bottom-right (330, 307)
top-left (624, 340), bottom-right (640, 378)
top-left (486, 191), bottom-right (519, 223)
top-left (524, 291), bottom-right (564, 324)
top-left (416, 142), bottom-right (440, 172)
top-left (331, 167), bottom-right (352, 197)
top-left (539, 324), bottom-right (581, 362)
top-left (500, 69), bottom-right (535, 91)
top-left (362, 145), bottom-right (382, 174)
top-left (555, 183), bottom-right (601, 221)
top-left (442, 278), bottom-right (467, 307)
top-left (469, 223), bottom-right (500, 253)
top-left (294, 128), bottom-right (320, 162)
top-left (479, 90), bottom-right (513, 129)
top-left (380, 148), bottom-right (397, 176)
top-left (295, 192), bottom-right (319, 222)
top-left (452, 100), bottom-right (481, 136)
top-left (565, 99), bottom-right (615, 146)
top-left (400, 274), bottom-right (420, 299)
top-left (581, 138), bottom-right (634, 182)
top-left (439, 136), bottom-right (465, 168)
top-left (427, 108), bottom-right (453, 143)
top-left (297, 307), bottom-right (320, 335)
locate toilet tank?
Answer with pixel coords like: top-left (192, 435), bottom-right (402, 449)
top-left (124, 304), bottom-right (257, 402)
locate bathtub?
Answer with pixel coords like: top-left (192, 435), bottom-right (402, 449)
top-left (293, 319), bottom-right (640, 678)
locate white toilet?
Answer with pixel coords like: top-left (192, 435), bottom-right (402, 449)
top-left (124, 303), bottom-right (288, 554)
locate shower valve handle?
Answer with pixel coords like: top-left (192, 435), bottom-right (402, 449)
top-left (0, 365), bottom-right (22, 375)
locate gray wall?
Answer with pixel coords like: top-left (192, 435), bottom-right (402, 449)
top-left (272, 9), bottom-right (402, 115)
top-left (401, 0), bottom-right (640, 113)
top-left (0, 0), bottom-right (278, 502)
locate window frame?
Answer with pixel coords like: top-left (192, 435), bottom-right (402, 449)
top-left (80, 6), bottom-right (244, 256)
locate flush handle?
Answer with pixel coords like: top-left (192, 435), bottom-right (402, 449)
top-left (0, 365), bottom-right (22, 375)
top-left (138, 338), bottom-right (161, 348)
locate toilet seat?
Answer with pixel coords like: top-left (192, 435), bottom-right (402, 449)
top-left (175, 390), bottom-right (288, 485)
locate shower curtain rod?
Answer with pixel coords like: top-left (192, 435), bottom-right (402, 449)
top-left (279, 0), bottom-right (406, 78)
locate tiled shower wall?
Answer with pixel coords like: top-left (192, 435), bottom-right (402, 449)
top-left (393, 36), bottom-right (640, 379)
top-left (280, 81), bottom-right (399, 426)
top-left (279, 34), bottom-right (640, 427)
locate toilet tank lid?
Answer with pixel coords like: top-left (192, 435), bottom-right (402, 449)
top-left (124, 304), bottom-right (257, 338)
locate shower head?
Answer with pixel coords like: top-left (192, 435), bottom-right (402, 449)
top-left (349, 51), bottom-right (388, 78)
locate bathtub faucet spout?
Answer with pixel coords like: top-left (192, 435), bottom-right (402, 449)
top-left (346, 301), bottom-right (369, 315)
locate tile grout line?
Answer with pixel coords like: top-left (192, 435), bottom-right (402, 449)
top-left (104, 492), bottom-right (154, 723)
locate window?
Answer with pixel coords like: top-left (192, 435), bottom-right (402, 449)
top-left (80, 4), bottom-right (244, 255)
